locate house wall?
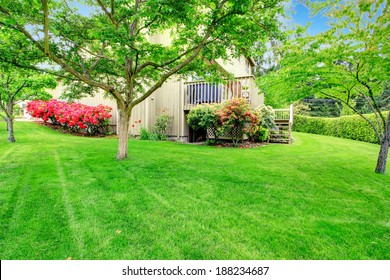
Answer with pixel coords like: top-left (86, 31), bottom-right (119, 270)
top-left (216, 55), bottom-right (253, 77)
top-left (148, 30), bottom-right (172, 46)
top-left (129, 77), bottom-right (184, 138)
top-left (250, 80), bottom-right (264, 109)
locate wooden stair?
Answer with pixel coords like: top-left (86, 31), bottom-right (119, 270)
top-left (269, 105), bottom-right (293, 144)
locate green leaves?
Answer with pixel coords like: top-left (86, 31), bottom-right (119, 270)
top-left (1, 0), bottom-right (284, 97)
top-left (258, 0), bottom-right (389, 109)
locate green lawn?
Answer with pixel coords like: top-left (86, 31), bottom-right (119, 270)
top-left (0, 121), bottom-right (389, 260)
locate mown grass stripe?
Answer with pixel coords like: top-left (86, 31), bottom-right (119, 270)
top-left (53, 150), bottom-right (85, 258)
top-left (0, 146), bottom-right (15, 162)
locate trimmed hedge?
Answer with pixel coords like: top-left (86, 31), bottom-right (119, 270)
top-left (292, 113), bottom-right (388, 144)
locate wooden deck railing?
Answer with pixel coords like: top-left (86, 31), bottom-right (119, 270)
top-left (184, 76), bottom-right (256, 110)
top-left (274, 104), bottom-right (294, 123)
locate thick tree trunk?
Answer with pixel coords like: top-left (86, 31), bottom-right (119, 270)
top-left (116, 110), bottom-right (131, 160)
top-left (375, 111), bottom-right (390, 174)
top-left (6, 117), bottom-right (15, 143)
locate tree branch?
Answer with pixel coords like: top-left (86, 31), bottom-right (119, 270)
top-left (355, 87), bottom-right (385, 136)
top-left (58, 35), bottom-right (115, 62)
top-left (87, 42), bottom-right (107, 75)
top-left (96, 0), bottom-right (118, 28)
top-left (355, 64), bottom-right (386, 129)
top-left (0, 57), bottom-right (76, 81)
top-left (131, 0), bottom-right (235, 110)
top-left (134, 38), bottom-right (218, 76)
top-left (0, 5), bottom-right (125, 106)
top-left (320, 90), bottom-right (383, 141)
top-left (123, 0), bottom-right (142, 101)
top-left (11, 81), bottom-right (27, 100)
top-left (131, 28), bottom-right (218, 110)
top-left (135, 6), bottom-right (162, 36)
top-left (41, 0), bottom-right (49, 55)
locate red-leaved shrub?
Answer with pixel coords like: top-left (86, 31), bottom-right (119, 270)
top-left (27, 99), bottom-right (112, 135)
top-left (216, 98), bottom-right (260, 145)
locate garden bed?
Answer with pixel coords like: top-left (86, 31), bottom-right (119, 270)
top-left (206, 139), bottom-right (267, 148)
top-left (38, 121), bottom-right (115, 138)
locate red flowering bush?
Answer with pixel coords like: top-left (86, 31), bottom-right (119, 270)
top-left (27, 99), bottom-right (112, 135)
top-left (216, 98), bottom-right (260, 145)
top-left (187, 98), bottom-right (261, 146)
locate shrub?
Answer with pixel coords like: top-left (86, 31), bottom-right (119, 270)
top-left (255, 105), bottom-right (276, 130)
top-left (153, 114), bottom-right (170, 139)
top-left (217, 98), bottom-right (260, 145)
top-left (27, 99), bottom-right (112, 135)
top-left (292, 113), bottom-right (388, 144)
top-left (187, 99), bottom-right (261, 145)
top-left (139, 127), bottom-right (150, 140)
top-left (187, 104), bottom-right (218, 131)
top-left (248, 126), bottom-right (269, 142)
top-left (139, 114), bottom-right (170, 141)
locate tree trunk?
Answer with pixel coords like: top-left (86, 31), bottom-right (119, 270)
top-left (6, 102), bottom-right (15, 143)
top-left (116, 110), bottom-right (131, 160)
top-left (375, 111), bottom-right (390, 174)
top-left (6, 117), bottom-right (15, 143)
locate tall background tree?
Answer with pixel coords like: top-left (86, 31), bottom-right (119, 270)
top-left (257, 0), bottom-right (389, 174)
top-left (0, 68), bottom-right (56, 142)
top-left (0, 29), bottom-right (57, 143)
top-left (0, 0), bottom-right (284, 159)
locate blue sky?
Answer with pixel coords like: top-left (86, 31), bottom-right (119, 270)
top-left (73, 0), bottom-right (329, 35)
top-left (290, 1), bottom-right (330, 35)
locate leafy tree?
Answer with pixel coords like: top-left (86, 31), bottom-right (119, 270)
top-left (0, 0), bottom-right (284, 159)
top-left (0, 28), bottom-right (56, 142)
top-left (258, 0), bottom-right (390, 174)
top-left (0, 66), bottom-right (56, 142)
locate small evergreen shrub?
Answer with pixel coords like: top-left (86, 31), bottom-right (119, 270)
top-left (187, 104), bottom-right (218, 131)
top-left (154, 114), bottom-right (169, 138)
top-left (293, 113), bottom-right (388, 144)
top-left (248, 127), bottom-right (269, 142)
top-left (153, 113), bottom-right (170, 140)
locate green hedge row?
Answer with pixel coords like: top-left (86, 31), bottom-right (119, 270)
top-left (292, 113), bottom-right (388, 144)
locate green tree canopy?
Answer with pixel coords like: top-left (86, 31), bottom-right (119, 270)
top-left (0, 0), bottom-right (285, 159)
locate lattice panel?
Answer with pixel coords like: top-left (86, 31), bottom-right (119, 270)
top-left (207, 127), bottom-right (245, 140)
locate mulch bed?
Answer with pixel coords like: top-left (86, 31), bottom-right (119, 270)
top-left (215, 141), bottom-right (267, 148)
top-left (37, 121), bottom-right (116, 138)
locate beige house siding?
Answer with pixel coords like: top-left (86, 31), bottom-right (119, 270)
top-left (216, 55), bottom-right (253, 77)
top-left (129, 78), bottom-right (184, 138)
top-left (129, 94), bottom-right (152, 136)
top-left (148, 30), bottom-right (172, 46)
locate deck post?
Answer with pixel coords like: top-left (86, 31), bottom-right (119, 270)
top-left (289, 104), bottom-right (294, 144)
